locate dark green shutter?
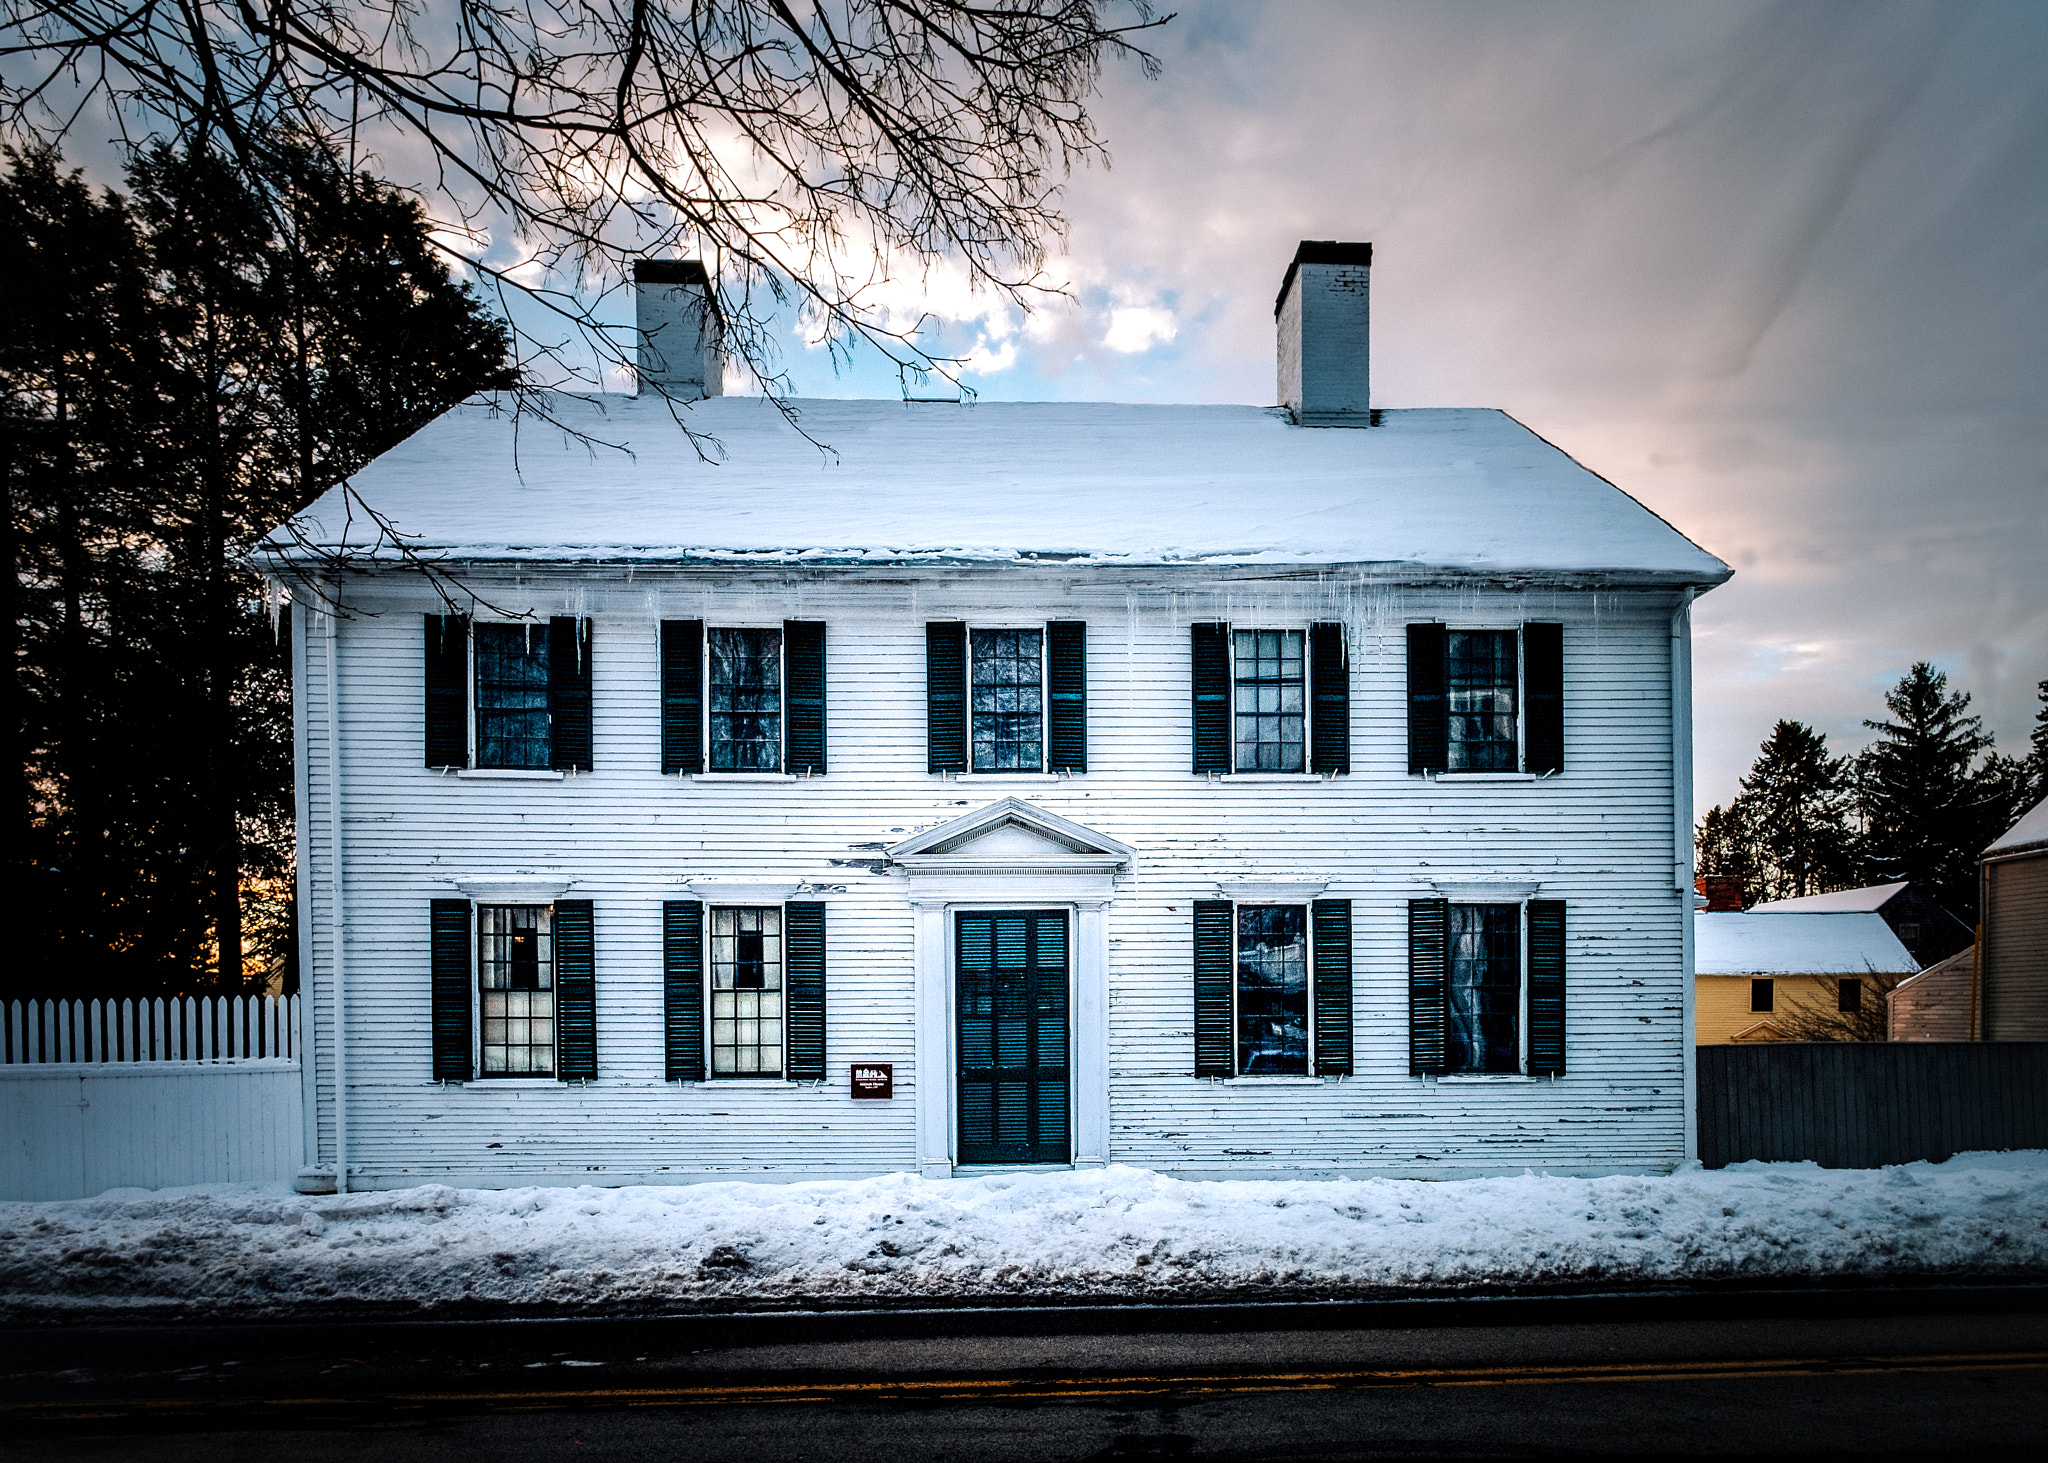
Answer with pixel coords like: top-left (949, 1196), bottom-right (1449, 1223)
top-left (554, 900), bottom-right (596, 1079)
top-left (1408, 898), bottom-right (1448, 1075)
top-left (1525, 622), bottom-right (1564, 776)
top-left (1047, 619), bottom-right (1088, 773)
top-left (430, 899), bottom-right (473, 1080)
top-left (1309, 621), bottom-right (1349, 775)
top-left (784, 620), bottom-right (827, 774)
top-left (785, 902), bottom-right (826, 1080)
top-left (926, 621), bottom-right (967, 773)
top-left (1407, 622), bottom-right (1448, 774)
top-left (1193, 900), bottom-right (1234, 1076)
top-left (1191, 623), bottom-right (1231, 774)
top-left (662, 900), bottom-right (705, 1080)
top-left (660, 620), bottom-right (703, 774)
top-left (424, 615), bottom-right (470, 768)
top-left (1527, 899), bottom-right (1567, 1076)
top-left (1312, 900), bottom-right (1353, 1076)
top-left (548, 618), bottom-right (593, 771)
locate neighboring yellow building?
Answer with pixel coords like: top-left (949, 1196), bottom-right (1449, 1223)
top-left (1695, 911), bottom-right (1919, 1044)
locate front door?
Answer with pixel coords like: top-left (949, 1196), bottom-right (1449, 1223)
top-left (955, 910), bottom-right (1070, 1164)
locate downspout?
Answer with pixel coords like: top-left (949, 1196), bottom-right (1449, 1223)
top-left (326, 602), bottom-right (349, 1193)
top-left (1671, 587), bottom-right (1697, 1165)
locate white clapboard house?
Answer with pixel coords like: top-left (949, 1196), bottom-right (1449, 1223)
top-left (263, 243), bottom-right (1731, 1193)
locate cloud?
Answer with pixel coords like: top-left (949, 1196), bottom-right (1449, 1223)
top-left (1102, 305), bottom-right (1179, 354)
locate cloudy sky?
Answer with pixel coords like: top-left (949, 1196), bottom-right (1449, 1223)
top-left (756, 0), bottom-right (2047, 814)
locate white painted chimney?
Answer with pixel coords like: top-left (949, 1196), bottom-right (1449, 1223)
top-left (1275, 240), bottom-right (1372, 426)
top-left (634, 259), bottom-right (722, 399)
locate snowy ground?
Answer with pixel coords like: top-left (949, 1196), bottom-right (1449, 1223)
top-left (3, 1156), bottom-right (2045, 1319)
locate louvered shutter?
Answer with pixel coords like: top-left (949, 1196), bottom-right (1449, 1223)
top-left (1524, 622), bottom-right (1564, 776)
top-left (662, 900), bottom-right (705, 1080)
top-left (553, 900), bottom-right (596, 1079)
top-left (1193, 900), bottom-right (1234, 1076)
top-left (926, 621), bottom-right (967, 773)
top-left (659, 620), bottom-right (703, 774)
top-left (1312, 900), bottom-right (1353, 1076)
top-left (784, 620), bottom-right (827, 775)
top-left (1407, 622), bottom-right (1448, 775)
top-left (1408, 898), bottom-right (1449, 1075)
top-left (1047, 620), bottom-right (1088, 773)
top-left (424, 615), bottom-right (470, 768)
top-left (548, 618), bottom-right (593, 771)
top-left (1527, 899), bottom-right (1567, 1076)
top-left (430, 899), bottom-right (473, 1080)
top-left (785, 902), bottom-right (827, 1080)
top-left (1309, 621), bottom-right (1350, 775)
top-left (1191, 623), bottom-right (1231, 774)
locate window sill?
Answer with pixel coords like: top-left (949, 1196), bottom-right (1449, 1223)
top-left (943, 773), bottom-right (1067, 781)
top-left (688, 773), bottom-right (802, 782)
top-left (705, 1076), bottom-right (795, 1084)
top-left (1427, 773), bottom-right (1538, 783)
top-left (1210, 774), bottom-right (1339, 783)
top-left (1434, 1073), bottom-right (1541, 1083)
top-left (458, 1077), bottom-right (567, 1086)
top-left (455, 768), bottom-right (565, 781)
top-left (1222, 1075), bottom-right (1328, 1085)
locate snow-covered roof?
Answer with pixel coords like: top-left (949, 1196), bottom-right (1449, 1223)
top-left (261, 394), bottom-right (1732, 579)
top-left (1987, 796), bottom-right (2048, 856)
top-left (1695, 912), bottom-right (1920, 976)
top-left (1748, 882), bottom-right (1908, 914)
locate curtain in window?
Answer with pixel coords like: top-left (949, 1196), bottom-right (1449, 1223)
top-left (1446, 903), bottom-right (1519, 1073)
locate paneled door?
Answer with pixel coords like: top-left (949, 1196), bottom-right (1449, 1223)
top-left (955, 910), bottom-right (1071, 1164)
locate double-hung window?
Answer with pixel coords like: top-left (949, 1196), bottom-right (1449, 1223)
top-left (478, 905), bottom-right (555, 1076)
top-left (709, 906), bottom-right (784, 1076)
top-left (1192, 898), bottom-right (1352, 1078)
top-left (659, 620), bottom-right (826, 776)
top-left (971, 628), bottom-right (1044, 772)
top-left (708, 627), bottom-right (783, 772)
top-left (1445, 903), bottom-right (1520, 1073)
top-left (422, 614), bottom-right (593, 772)
top-left (1190, 622), bottom-right (1348, 776)
top-left (1237, 904), bottom-right (1311, 1073)
top-left (1407, 621), bottom-right (1563, 776)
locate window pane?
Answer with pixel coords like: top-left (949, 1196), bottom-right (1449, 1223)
top-left (1446, 904), bottom-right (1519, 1073)
top-left (478, 905), bottom-right (555, 1076)
top-left (710, 907), bottom-right (783, 1077)
top-left (1233, 630), bottom-right (1305, 773)
top-left (971, 629), bottom-right (1043, 771)
top-left (1447, 630), bottom-right (1517, 771)
top-left (1237, 905), bottom-right (1308, 1074)
top-left (709, 628), bottom-right (782, 771)
top-left (475, 623), bottom-right (551, 769)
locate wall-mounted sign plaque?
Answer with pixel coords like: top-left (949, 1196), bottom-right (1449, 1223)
top-left (850, 1063), bottom-right (894, 1099)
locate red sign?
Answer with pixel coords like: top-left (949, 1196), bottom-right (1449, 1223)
top-left (850, 1063), bottom-right (894, 1099)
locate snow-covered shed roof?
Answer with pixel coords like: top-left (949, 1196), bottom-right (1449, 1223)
top-left (1748, 882), bottom-right (1908, 914)
top-left (262, 394), bottom-right (1732, 580)
top-left (1695, 912), bottom-right (1920, 976)
top-left (1987, 796), bottom-right (2048, 857)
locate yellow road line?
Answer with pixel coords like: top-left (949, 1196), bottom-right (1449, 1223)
top-left (9, 1350), bottom-right (2048, 1421)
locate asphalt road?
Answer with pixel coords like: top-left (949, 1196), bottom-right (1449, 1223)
top-left (4, 1288), bottom-right (2046, 1460)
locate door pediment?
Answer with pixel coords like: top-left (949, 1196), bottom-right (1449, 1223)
top-left (887, 797), bottom-right (1136, 878)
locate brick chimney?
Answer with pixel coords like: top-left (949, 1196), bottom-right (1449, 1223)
top-left (1696, 875), bottom-right (1745, 912)
top-left (634, 259), bottom-right (722, 399)
top-left (1276, 240), bottom-right (1372, 426)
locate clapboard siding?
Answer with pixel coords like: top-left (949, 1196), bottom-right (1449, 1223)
top-left (1984, 854), bottom-right (2048, 1040)
top-left (295, 573), bottom-right (1690, 1185)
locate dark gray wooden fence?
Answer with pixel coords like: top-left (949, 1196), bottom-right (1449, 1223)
top-left (1698, 1042), bottom-right (2048, 1169)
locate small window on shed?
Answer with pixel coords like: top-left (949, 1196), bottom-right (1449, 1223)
top-left (1838, 977), bottom-right (1863, 1013)
top-left (1750, 978), bottom-right (1775, 1014)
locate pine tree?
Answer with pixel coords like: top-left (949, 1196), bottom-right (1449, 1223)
top-left (1854, 663), bottom-right (2011, 923)
top-left (1734, 720), bottom-right (1857, 902)
top-left (2026, 679), bottom-right (2048, 810)
top-left (1695, 801), bottom-right (1760, 906)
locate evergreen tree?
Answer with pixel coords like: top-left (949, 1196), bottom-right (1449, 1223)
top-left (2026, 679), bottom-right (2048, 810)
top-left (1854, 663), bottom-right (2014, 922)
top-left (1695, 801), bottom-right (1760, 907)
top-left (9, 142), bottom-right (513, 999)
top-left (1733, 720), bottom-right (1857, 902)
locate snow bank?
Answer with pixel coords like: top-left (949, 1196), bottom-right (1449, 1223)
top-left (3, 1157), bottom-right (2043, 1318)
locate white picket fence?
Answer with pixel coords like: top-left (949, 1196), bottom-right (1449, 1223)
top-left (3, 995), bottom-right (298, 1065)
top-left (1, 995), bottom-right (304, 1202)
